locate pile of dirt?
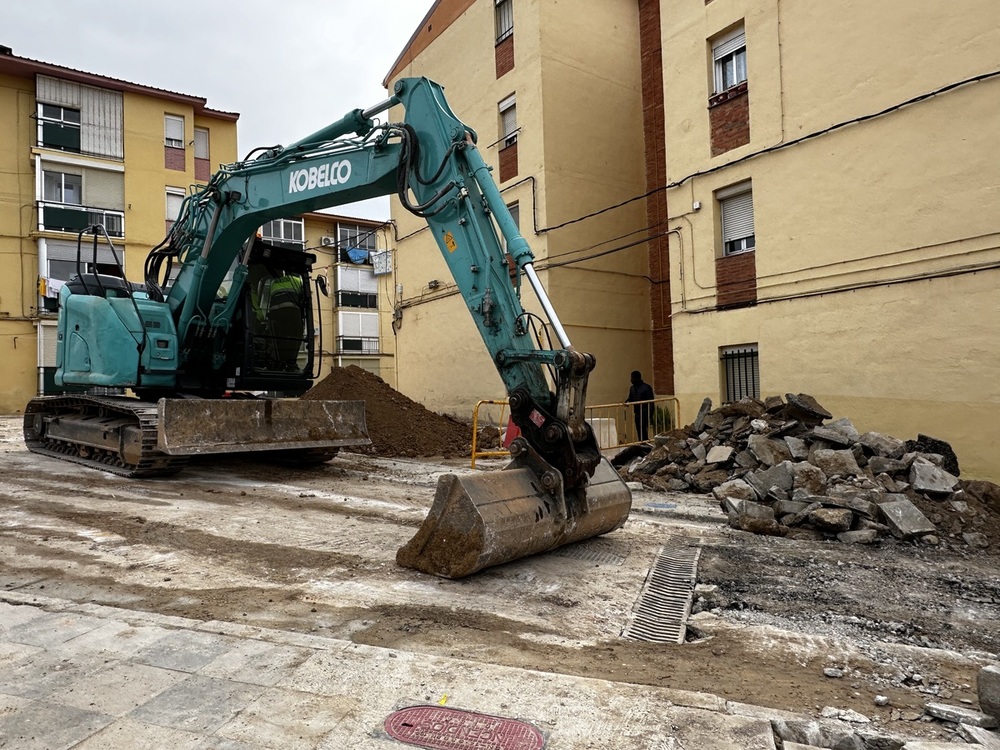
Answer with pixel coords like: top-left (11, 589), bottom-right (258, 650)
top-left (302, 366), bottom-right (472, 458)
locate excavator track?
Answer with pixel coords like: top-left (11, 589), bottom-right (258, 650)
top-left (23, 395), bottom-right (189, 478)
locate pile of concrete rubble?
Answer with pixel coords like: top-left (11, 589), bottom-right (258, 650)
top-left (617, 393), bottom-right (990, 547)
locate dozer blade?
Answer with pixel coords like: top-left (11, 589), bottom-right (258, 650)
top-left (397, 457), bottom-right (631, 578)
top-left (156, 398), bottom-right (370, 455)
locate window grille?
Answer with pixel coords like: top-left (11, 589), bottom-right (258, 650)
top-left (495, 0), bottom-right (513, 43)
top-left (721, 345), bottom-right (759, 402)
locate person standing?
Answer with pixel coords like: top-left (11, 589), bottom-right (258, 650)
top-left (626, 370), bottom-right (655, 441)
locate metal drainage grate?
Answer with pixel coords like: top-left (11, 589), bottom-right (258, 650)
top-left (553, 542), bottom-right (627, 566)
top-left (622, 539), bottom-right (702, 644)
top-left (384, 705), bottom-right (545, 750)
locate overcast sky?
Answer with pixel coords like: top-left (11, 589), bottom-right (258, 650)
top-left (3, 0), bottom-right (435, 219)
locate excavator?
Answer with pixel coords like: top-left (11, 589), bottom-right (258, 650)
top-left (23, 77), bottom-right (632, 578)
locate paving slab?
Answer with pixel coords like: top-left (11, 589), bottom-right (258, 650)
top-left (131, 629), bottom-right (240, 672)
top-left (47, 660), bottom-right (189, 716)
top-left (129, 674), bottom-right (265, 734)
top-left (0, 699), bottom-right (113, 750)
top-left (2, 610), bottom-right (106, 648)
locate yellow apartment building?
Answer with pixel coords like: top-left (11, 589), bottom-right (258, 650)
top-left (386, 0), bottom-right (999, 480)
top-left (384, 0), bottom-right (651, 416)
top-left (0, 46), bottom-right (238, 414)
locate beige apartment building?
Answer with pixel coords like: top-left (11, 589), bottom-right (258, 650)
top-left (387, 0), bottom-right (999, 480)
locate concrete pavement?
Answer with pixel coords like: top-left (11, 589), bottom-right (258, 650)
top-left (0, 591), bottom-right (786, 749)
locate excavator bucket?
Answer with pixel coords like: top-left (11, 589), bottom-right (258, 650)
top-left (156, 398), bottom-right (370, 455)
top-left (397, 456), bottom-right (632, 578)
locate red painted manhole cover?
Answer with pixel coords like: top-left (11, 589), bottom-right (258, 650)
top-left (384, 705), bottom-right (545, 750)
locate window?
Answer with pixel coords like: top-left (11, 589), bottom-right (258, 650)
top-left (721, 345), bottom-right (759, 402)
top-left (338, 311), bottom-right (379, 354)
top-left (499, 95), bottom-right (517, 147)
top-left (713, 28), bottom-right (747, 94)
top-left (164, 115), bottom-right (185, 148)
top-left (166, 188), bottom-right (185, 230)
top-left (261, 218), bottom-right (304, 249)
top-left (194, 128), bottom-right (209, 159)
top-left (495, 0), bottom-right (513, 43)
top-left (718, 182), bottom-right (755, 256)
top-left (37, 103), bottom-right (81, 152)
top-left (338, 223), bottom-right (377, 253)
top-left (336, 291), bottom-right (378, 309)
top-left (43, 171), bottom-right (82, 204)
top-left (507, 202), bottom-right (520, 231)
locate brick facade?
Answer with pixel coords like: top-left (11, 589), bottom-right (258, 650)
top-left (195, 157), bottom-right (211, 182)
top-left (715, 250), bottom-right (757, 308)
top-left (499, 141), bottom-right (518, 183)
top-left (164, 146), bottom-right (185, 171)
top-left (709, 82), bottom-right (750, 156)
top-left (495, 35), bottom-right (514, 78)
top-left (638, 0), bottom-right (674, 395)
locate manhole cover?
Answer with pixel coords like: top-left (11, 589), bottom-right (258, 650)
top-left (384, 705), bottom-right (545, 750)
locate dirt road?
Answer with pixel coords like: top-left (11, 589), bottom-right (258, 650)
top-left (1, 416), bottom-right (997, 744)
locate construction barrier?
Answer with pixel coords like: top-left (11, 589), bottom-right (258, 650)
top-left (470, 395), bottom-right (680, 469)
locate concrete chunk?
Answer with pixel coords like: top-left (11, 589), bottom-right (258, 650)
top-left (810, 449), bottom-right (863, 478)
top-left (813, 426), bottom-right (853, 447)
top-left (706, 445), bottom-right (735, 464)
top-left (747, 461), bottom-right (795, 498)
top-left (783, 393), bottom-right (833, 424)
top-left (785, 436), bottom-right (810, 460)
top-left (808, 507), bottom-right (854, 533)
top-left (837, 529), bottom-right (879, 544)
top-left (713, 478), bottom-right (758, 510)
top-left (791, 462), bottom-right (828, 495)
top-left (869, 456), bottom-right (908, 475)
top-left (859, 431), bottom-right (906, 458)
top-left (956, 723), bottom-right (1000, 749)
top-left (748, 434), bottom-right (792, 466)
top-left (980, 664), bottom-right (1000, 720)
top-left (880, 498), bottom-right (937, 540)
top-left (909, 460), bottom-right (959, 496)
top-left (732, 500), bottom-right (786, 536)
top-left (924, 701), bottom-right (998, 728)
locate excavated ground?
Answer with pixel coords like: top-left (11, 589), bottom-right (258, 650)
top-left (1, 378), bottom-right (998, 744)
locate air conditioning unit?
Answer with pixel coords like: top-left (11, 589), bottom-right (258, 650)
top-left (320, 236), bottom-right (337, 247)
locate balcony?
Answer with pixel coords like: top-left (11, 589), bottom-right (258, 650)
top-left (39, 202), bottom-right (125, 237)
top-left (336, 336), bottom-right (379, 355)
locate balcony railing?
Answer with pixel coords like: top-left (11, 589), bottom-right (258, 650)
top-left (336, 336), bottom-right (379, 355)
top-left (39, 202), bottom-right (125, 237)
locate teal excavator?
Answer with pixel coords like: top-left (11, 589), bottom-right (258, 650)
top-left (23, 77), bottom-right (631, 578)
